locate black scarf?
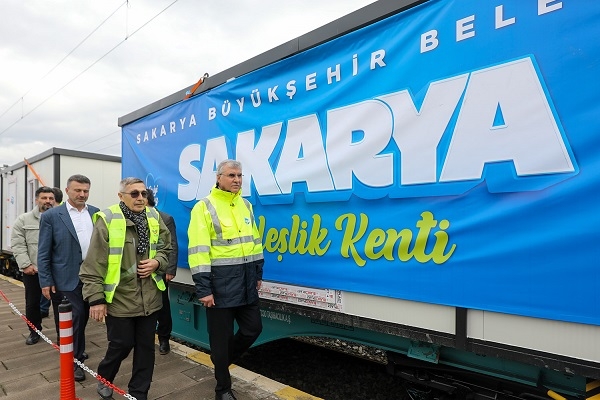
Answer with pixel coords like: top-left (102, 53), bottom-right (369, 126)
top-left (119, 201), bottom-right (149, 255)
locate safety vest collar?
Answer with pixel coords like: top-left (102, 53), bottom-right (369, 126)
top-left (210, 186), bottom-right (242, 202)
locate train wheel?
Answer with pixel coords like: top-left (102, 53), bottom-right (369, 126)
top-left (1, 258), bottom-right (9, 276)
top-left (404, 384), bottom-right (433, 400)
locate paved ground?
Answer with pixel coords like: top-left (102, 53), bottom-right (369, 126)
top-left (0, 275), bottom-right (320, 400)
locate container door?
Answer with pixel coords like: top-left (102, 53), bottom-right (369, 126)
top-left (4, 178), bottom-right (17, 251)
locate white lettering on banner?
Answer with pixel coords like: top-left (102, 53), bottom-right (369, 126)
top-left (440, 59), bottom-right (573, 181)
top-left (237, 125), bottom-right (281, 195)
top-left (495, 5), bottom-right (516, 29)
top-left (328, 64), bottom-right (341, 84)
top-left (379, 75), bottom-right (469, 185)
top-left (276, 115), bottom-right (335, 193)
top-left (207, 50), bottom-right (386, 120)
top-left (137, 4), bottom-right (566, 145)
top-left (456, 15), bottom-right (475, 42)
top-left (137, 50), bottom-right (385, 140)
top-left (539, 0), bottom-right (562, 15)
top-left (177, 137), bottom-right (229, 201)
top-left (178, 57), bottom-right (575, 201)
top-left (420, 2), bottom-right (563, 53)
top-left (136, 114), bottom-right (196, 144)
top-left (326, 101), bottom-right (394, 190)
top-left (178, 144), bottom-right (201, 201)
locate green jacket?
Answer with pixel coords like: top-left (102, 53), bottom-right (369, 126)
top-left (80, 206), bottom-right (172, 317)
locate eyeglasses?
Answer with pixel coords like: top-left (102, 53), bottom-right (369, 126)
top-left (121, 190), bottom-right (148, 198)
top-left (220, 173), bottom-right (243, 179)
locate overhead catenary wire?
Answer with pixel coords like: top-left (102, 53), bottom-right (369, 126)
top-left (95, 142), bottom-right (122, 152)
top-left (74, 130), bottom-right (120, 150)
top-left (0, 0), bottom-right (180, 144)
top-left (0, 1), bottom-right (128, 121)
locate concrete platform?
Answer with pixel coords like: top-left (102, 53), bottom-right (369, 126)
top-left (0, 275), bottom-right (320, 400)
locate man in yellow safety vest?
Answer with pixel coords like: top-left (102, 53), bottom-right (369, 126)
top-left (188, 159), bottom-right (264, 400)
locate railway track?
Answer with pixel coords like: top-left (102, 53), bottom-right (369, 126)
top-left (235, 337), bottom-right (411, 400)
top-left (235, 338), bottom-right (563, 400)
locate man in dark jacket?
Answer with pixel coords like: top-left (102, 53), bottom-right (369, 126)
top-left (188, 160), bottom-right (264, 400)
top-left (146, 188), bottom-right (178, 355)
top-left (38, 174), bottom-right (99, 381)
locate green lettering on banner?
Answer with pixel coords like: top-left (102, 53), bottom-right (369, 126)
top-left (258, 211), bottom-right (456, 266)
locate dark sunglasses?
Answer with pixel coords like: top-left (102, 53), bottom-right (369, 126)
top-left (122, 190), bottom-right (148, 198)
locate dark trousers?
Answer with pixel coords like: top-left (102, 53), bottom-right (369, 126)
top-left (50, 282), bottom-right (89, 361)
top-left (40, 296), bottom-right (51, 313)
top-left (23, 273), bottom-right (42, 333)
top-left (206, 302), bottom-right (262, 394)
top-left (156, 281), bottom-right (172, 340)
top-left (98, 312), bottom-right (159, 400)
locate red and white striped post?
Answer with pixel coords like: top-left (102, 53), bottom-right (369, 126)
top-left (58, 297), bottom-right (76, 400)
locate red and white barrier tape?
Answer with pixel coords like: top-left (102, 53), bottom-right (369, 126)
top-left (0, 288), bottom-right (137, 400)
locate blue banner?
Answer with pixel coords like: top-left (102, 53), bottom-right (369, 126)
top-left (122, 0), bottom-right (600, 325)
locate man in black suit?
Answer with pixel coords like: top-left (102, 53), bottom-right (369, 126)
top-left (146, 188), bottom-right (178, 355)
top-left (38, 174), bottom-right (99, 382)
top-left (40, 188), bottom-right (63, 318)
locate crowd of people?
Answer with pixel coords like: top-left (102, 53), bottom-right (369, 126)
top-left (10, 159), bottom-right (264, 400)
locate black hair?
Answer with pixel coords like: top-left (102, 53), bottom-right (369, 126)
top-left (35, 186), bottom-right (55, 199)
top-left (67, 174), bottom-right (91, 186)
top-left (146, 188), bottom-right (156, 207)
top-left (52, 187), bottom-right (63, 203)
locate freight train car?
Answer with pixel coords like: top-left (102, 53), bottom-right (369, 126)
top-left (118, 1), bottom-right (600, 398)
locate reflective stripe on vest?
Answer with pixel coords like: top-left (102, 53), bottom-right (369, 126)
top-left (200, 198), bottom-right (258, 246)
top-left (188, 191), bottom-right (264, 275)
top-left (199, 198), bottom-right (263, 262)
top-left (94, 205), bottom-right (165, 303)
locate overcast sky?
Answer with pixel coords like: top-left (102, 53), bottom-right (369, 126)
top-left (0, 0), bottom-right (376, 167)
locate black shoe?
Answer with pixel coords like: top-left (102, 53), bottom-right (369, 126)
top-left (159, 339), bottom-right (170, 355)
top-left (216, 390), bottom-right (237, 400)
top-left (82, 351), bottom-right (89, 360)
top-left (74, 364), bottom-right (86, 381)
top-left (25, 332), bottom-right (40, 345)
top-left (97, 382), bottom-right (114, 399)
top-left (40, 311), bottom-right (49, 318)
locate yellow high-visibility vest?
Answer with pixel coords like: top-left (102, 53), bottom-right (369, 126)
top-left (188, 188), bottom-right (263, 276)
top-left (94, 205), bottom-right (165, 303)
